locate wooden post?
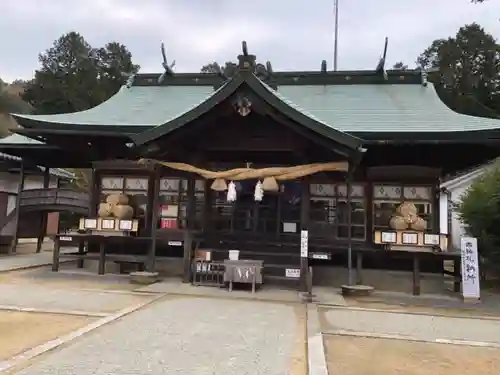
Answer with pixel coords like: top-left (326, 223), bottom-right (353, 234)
top-left (77, 240), bottom-right (85, 268)
top-left (9, 161), bottom-right (25, 254)
top-left (36, 167), bottom-right (50, 253)
top-left (52, 236), bottom-right (60, 272)
top-left (98, 242), bottom-right (106, 275)
top-left (147, 170), bottom-right (160, 272)
top-left (356, 252), bottom-right (363, 284)
top-left (346, 166), bottom-right (354, 285)
top-left (300, 178), bottom-right (310, 292)
top-left (202, 179), bottom-right (212, 232)
top-left (453, 256), bottom-right (461, 293)
top-left (412, 253), bottom-right (421, 296)
top-left (182, 177), bottom-right (196, 283)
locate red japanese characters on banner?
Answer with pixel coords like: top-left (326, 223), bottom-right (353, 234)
top-left (160, 218), bottom-right (177, 229)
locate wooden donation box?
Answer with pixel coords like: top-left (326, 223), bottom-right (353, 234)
top-left (224, 260), bottom-right (263, 293)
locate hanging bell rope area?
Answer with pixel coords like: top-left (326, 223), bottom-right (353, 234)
top-left (138, 158), bottom-right (348, 202)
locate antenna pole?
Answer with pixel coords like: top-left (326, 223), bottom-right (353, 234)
top-left (333, 0), bottom-right (339, 71)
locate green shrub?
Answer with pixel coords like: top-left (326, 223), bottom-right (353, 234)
top-left (456, 161), bottom-right (500, 275)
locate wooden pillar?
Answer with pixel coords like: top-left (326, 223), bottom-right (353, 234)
top-left (52, 236), bottom-right (60, 272)
top-left (182, 177), bottom-right (196, 283)
top-left (9, 161), bottom-right (25, 254)
top-left (202, 179), bottom-right (213, 232)
top-left (453, 256), bottom-right (461, 293)
top-left (346, 166), bottom-right (354, 285)
top-left (98, 242), bottom-right (106, 275)
top-left (300, 178), bottom-right (310, 292)
top-left (89, 169), bottom-right (99, 216)
top-left (147, 170), bottom-right (160, 272)
top-left (356, 252), bottom-right (363, 284)
top-left (36, 167), bottom-right (51, 253)
top-left (412, 253), bottom-right (421, 295)
top-left (365, 181), bottom-right (374, 244)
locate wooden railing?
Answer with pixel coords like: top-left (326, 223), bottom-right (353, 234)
top-left (19, 188), bottom-right (90, 214)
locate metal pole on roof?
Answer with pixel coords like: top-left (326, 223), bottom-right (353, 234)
top-left (333, 0), bottom-right (339, 71)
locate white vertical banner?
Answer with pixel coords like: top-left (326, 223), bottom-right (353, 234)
top-left (300, 230), bottom-right (308, 258)
top-left (460, 237), bottom-right (480, 300)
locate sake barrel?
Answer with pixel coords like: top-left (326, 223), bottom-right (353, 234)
top-left (406, 214), bottom-right (418, 225)
top-left (98, 203), bottom-right (113, 218)
top-left (397, 202), bottom-right (417, 217)
top-left (410, 217), bottom-right (427, 231)
top-left (390, 215), bottom-right (408, 230)
top-left (112, 204), bottom-right (134, 219)
top-left (106, 193), bottom-right (129, 205)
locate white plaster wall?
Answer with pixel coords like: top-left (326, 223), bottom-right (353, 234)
top-left (449, 185), bottom-right (469, 250)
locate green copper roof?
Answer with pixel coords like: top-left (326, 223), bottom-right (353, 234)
top-left (11, 73), bottom-right (500, 137)
top-left (12, 85), bottom-right (215, 128)
top-left (277, 83), bottom-right (500, 133)
top-left (132, 72), bottom-right (363, 155)
top-left (0, 133), bottom-right (43, 144)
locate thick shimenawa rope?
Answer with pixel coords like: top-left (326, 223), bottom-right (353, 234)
top-left (138, 158), bottom-right (349, 180)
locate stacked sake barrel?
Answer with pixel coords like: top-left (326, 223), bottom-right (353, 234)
top-left (98, 193), bottom-right (134, 219)
top-left (389, 202), bottom-right (427, 231)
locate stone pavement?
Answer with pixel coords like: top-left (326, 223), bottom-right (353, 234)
top-left (14, 297), bottom-right (300, 375)
top-left (322, 307), bottom-right (500, 345)
top-left (137, 278), bottom-right (302, 303)
top-left (0, 250), bottom-right (75, 273)
top-left (0, 284), bottom-right (149, 314)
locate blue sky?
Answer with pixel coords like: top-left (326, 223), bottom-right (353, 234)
top-left (1, 0), bottom-right (499, 82)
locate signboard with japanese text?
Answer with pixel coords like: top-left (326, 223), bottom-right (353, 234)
top-left (460, 237), bottom-right (480, 300)
top-left (300, 230), bottom-right (308, 258)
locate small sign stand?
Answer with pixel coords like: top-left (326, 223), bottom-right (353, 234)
top-left (460, 237), bottom-right (480, 303)
top-left (301, 230), bottom-right (314, 303)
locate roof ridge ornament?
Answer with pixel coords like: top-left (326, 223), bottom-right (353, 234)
top-left (158, 42), bottom-right (176, 84)
top-left (237, 40), bottom-right (257, 70)
top-left (122, 72), bottom-right (136, 89)
top-left (421, 69), bottom-right (428, 87)
top-left (375, 37), bottom-right (389, 81)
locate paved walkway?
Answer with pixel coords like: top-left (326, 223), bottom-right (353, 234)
top-left (0, 247), bottom-right (76, 273)
top-left (138, 278), bottom-right (302, 303)
top-left (15, 297), bottom-right (300, 375)
top-left (322, 307), bottom-right (500, 344)
top-left (0, 253), bottom-right (56, 272)
top-left (0, 284), bottom-right (149, 314)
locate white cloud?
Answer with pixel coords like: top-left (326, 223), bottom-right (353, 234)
top-left (1, 0), bottom-right (500, 81)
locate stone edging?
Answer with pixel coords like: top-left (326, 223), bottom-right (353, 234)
top-left (306, 304), bottom-right (329, 375)
top-left (0, 260), bottom-right (75, 274)
top-left (0, 305), bottom-right (109, 318)
top-left (323, 329), bottom-right (500, 349)
top-left (0, 294), bottom-right (164, 373)
top-left (318, 303), bottom-right (500, 322)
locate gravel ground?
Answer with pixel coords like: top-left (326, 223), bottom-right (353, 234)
top-left (0, 284), bottom-right (149, 313)
top-left (14, 298), bottom-right (298, 375)
top-left (322, 308), bottom-right (500, 344)
top-left (325, 335), bottom-right (500, 375)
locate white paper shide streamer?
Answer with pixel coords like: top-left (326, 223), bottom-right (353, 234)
top-left (254, 180), bottom-right (264, 202)
top-left (227, 181), bottom-right (237, 202)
